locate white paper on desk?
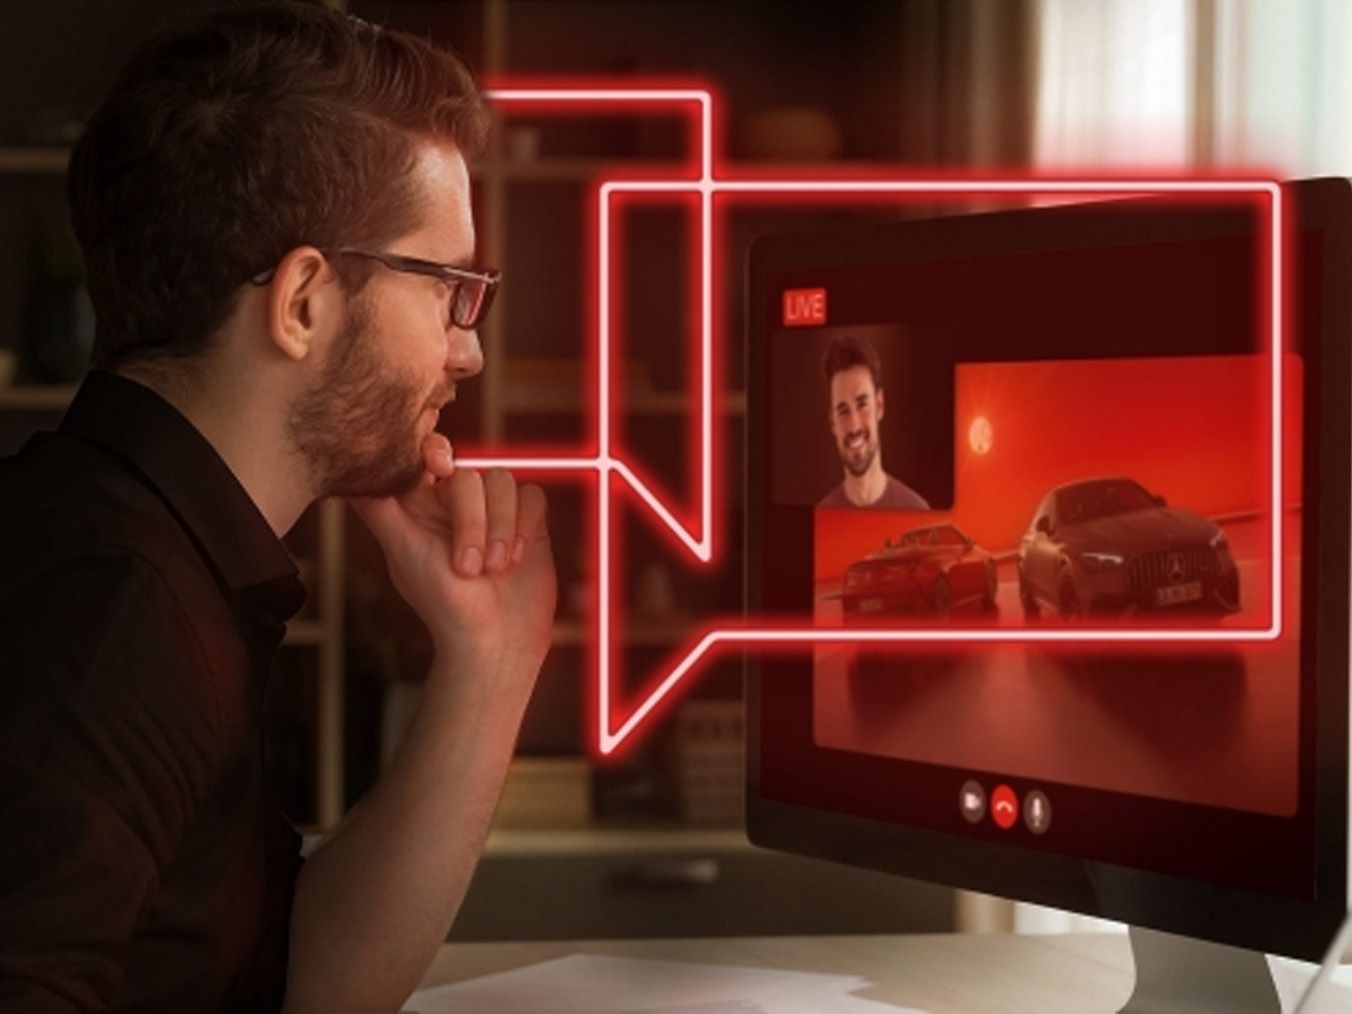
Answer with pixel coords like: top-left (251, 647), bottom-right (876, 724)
top-left (623, 997), bottom-right (917, 1013)
top-left (404, 953), bottom-right (928, 1014)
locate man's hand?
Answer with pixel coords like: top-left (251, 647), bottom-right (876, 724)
top-left (348, 433), bottom-right (556, 692)
top-left (289, 437), bottom-right (557, 1013)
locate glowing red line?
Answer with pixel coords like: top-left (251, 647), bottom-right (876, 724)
top-left (485, 87), bottom-right (714, 182)
top-left (607, 623), bottom-right (1285, 750)
top-left (478, 86), bottom-right (1285, 757)
top-left (457, 457), bottom-right (600, 471)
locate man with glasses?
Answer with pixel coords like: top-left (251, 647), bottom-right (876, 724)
top-left (0, 4), bottom-right (553, 1011)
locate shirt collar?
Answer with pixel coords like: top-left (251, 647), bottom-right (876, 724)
top-left (59, 370), bottom-right (303, 615)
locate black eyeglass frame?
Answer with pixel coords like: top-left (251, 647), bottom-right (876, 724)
top-left (249, 246), bottom-right (501, 330)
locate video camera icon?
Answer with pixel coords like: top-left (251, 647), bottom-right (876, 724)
top-left (959, 780), bottom-right (986, 823)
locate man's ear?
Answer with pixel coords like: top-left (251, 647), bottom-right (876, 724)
top-left (266, 246), bottom-right (341, 362)
top-left (875, 386), bottom-right (885, 422)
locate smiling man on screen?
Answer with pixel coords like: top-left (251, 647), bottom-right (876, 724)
top-left (818, 333), bottom-right (930, 510)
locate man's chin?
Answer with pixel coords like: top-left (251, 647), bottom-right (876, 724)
top-left (327, 458), bottom-right (425, 499)
top-left (842, 452), bottom-right (876, 478)
top-left (382, 466), bottom-right (427, 497)
top-left (371, 464), bottom-right (426, 498)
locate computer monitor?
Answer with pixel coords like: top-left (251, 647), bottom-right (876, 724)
top-left (745, 178), bottom-right (1351, 1009)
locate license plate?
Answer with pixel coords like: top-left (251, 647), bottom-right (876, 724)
top-left (1156, 581), bottom-right (1202, 606)
top-left (859, 597), bottom-right (884, 612)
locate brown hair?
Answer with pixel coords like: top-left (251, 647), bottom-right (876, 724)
top-left (821, 333), bottom-right (883, 392)
top-left (67, 1), bottom-right (489, 371)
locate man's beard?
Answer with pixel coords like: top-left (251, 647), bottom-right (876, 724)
top-left (288, 296), bottom-right (436, 498)
top-left (838, 429), bottom-right (878, 477)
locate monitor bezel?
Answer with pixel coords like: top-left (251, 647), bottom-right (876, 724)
top-left (744, 178), bottom-right (1351, 961)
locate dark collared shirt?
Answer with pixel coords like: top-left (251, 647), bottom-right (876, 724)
top-left (0, 371), bottom-right (306, 1011)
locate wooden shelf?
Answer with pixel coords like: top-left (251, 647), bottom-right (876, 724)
top-left (283, 619), bottom-right (326, 646)
top-left (0, 147), bottom-right (921, 182)
top-left (0, 148), bottom-right (687, 181)
top-left (472, 157), bottom-right (690, 182)
top-left (501, 384), bottom-right (745, 416)
top-left (0, 385), bottom-right (75, 411)
top-left (0, 147), bottom-right (69, 174)
top-left (0, 382), bottom-right (746, 417)
top-left (484, 824), bottom-right (750, 857)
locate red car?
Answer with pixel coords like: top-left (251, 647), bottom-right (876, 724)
top-left (841, 523), bottom-right (997, 618)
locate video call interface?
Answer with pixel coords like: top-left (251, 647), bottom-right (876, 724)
top-left (755, 211), bottom-right (1317, 898)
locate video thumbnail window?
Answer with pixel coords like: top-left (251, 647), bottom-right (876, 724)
top-left (810, 353), bottom-right (1303, 817)
top-left (769, 325), bottom-right (954, 511)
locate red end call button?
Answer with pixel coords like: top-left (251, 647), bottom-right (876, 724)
top-left (991, 785), bottom-right (1019, 830)
top-left (783, 287), bottom-right (827, 327)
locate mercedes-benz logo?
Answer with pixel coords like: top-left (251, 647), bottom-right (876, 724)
top-left (1166, 552), bottom-right (1185, 584)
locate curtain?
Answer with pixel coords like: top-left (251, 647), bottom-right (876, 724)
top-left (1017, 0), bottom-right (1351, 938)
top-left (1212, 0), bottom-right (1352, 175)
top-left (1036, 0), bottom-right (1352, 175)
top-left (1034, 0), bottom-right (1193, 169)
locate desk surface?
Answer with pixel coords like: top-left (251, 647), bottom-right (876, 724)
top-left (420, 933), bottom-right (1349, 1013)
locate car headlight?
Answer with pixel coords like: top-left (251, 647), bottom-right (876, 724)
top-left (1078, 551), bottom-right (1125, 571)
top-left (1210, 529), bottom-right (1229, 550)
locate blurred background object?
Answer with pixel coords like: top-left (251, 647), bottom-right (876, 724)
top-left (739, 106), bottom-right (843, 161)
top-left (20, 217), bottom-right (92, 384)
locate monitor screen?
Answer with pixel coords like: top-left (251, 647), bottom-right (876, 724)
top-left (746, 180), bottom-right (1351, 961)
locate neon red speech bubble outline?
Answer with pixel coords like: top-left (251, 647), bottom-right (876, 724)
top-left (457, 85), bottom-right (1285, 758)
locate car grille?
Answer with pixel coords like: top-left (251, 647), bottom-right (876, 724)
top-left (1126, 545), bottom-right (1214, 591)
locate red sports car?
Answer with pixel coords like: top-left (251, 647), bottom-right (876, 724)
top-left (841, 523), bottom-right (998, 618)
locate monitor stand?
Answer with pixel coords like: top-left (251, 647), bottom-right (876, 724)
top-left (1120, 926), bottom-right (1281, 1013)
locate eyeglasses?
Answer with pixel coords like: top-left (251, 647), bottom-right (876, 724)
top-left (250, 246), bottom-right (500, 331)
